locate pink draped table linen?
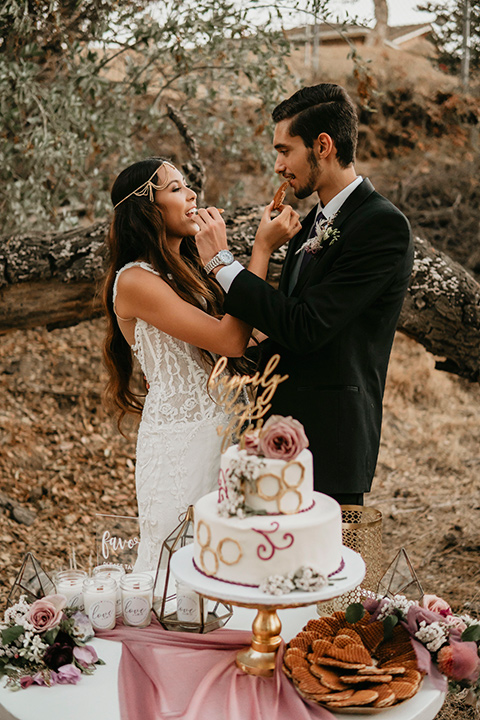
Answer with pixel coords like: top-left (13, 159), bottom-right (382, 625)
top-left (97, 617), bottom-right (334, 720)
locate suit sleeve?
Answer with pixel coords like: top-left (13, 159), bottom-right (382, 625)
top-left (224, 206), bottom-right (412, 355)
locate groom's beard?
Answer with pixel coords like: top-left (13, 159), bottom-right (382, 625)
top-left (293, 149), bottom-right (319, 200)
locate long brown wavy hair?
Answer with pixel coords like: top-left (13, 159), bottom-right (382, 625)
top-left (103, 156), bottom-right (247, 428)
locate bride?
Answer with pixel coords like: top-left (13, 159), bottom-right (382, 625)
top-left (102, 157), bottom-right (300, 571)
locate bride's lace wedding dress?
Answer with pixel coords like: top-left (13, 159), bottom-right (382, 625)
top-left (113, 262), bottom-right (230, 571)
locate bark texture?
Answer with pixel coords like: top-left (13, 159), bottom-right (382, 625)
top-left (1, 211), bottom-right (479, 382)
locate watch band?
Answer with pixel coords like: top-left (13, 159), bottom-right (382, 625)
top-left (203, 250), bottom-right (234, 274)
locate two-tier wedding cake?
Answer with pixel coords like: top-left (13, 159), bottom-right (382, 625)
top-left (193, 416), bottom-right (343, 593)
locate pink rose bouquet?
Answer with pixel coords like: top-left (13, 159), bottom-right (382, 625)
top-left (25, 595), bottom-right (66, 632)
top-left (258, 416), bottom-right (309, 460)
top-left (350, 593), bottom-right (480, 698)
top-left (0, 594), bottom-right (104, 690)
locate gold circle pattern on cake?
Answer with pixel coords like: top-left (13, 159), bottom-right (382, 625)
top-left (217, 538), bottom-right (243, 565)
top-left (256, 460), bottom-right (305, 514)
top-left (197, 521), bottom-right (243, 576)
top-left (196, 520), bottom-right (211, 547)
top-left (277, 488), bottom-right (302, 514)
top-left (199, 546), bottom-right (219, 576)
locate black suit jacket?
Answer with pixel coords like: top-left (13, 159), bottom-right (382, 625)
top-left (224, 178), bottom-right (414, 495)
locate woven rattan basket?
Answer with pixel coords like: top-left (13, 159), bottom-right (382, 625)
top-left (317, 505), bottom-right (382, 616)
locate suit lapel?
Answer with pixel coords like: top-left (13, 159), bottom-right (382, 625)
top-left (291, 178), bottom-right (376, 296)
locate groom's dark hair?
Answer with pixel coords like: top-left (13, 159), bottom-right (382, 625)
top-left (272, 83), bottom-right (358, 168)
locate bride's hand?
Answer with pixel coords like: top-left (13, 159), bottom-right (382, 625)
top-left (254, 202), bottom-right (301, 256)
top-left (194, 207), bottom-right (228, 266)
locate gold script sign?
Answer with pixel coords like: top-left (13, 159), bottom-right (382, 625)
top-left (207, 354), bottom-right (288, 452)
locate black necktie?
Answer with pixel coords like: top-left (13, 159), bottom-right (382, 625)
top-left (299, 210), bottom-right (326, 273)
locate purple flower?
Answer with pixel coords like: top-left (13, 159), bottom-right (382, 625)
top-left (32, 671), bottom-right (58, 687)
top-left (43, 642), bottom-right (74, 671)
top-left (71, 611), bottom-right (94, 642)
top-left (405, 604), bottom-right (446, 635)
top-left (258, 416), bottom-right (309, 460)
top-left (73, 645), bottom-right (98, 667)
top-left (362, 597), bottom-right (381, 616)
top-left (57, 664), bottom-right (82, 685)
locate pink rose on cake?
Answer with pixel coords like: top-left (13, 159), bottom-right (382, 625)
top-left (243, 428), bottom-right (261, 455)
top-left (258, 416), bottom-right (309, 461)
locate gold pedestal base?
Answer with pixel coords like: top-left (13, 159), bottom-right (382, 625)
top-left (235, 607), bottom-right (283, 677)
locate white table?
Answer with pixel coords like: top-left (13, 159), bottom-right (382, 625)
top-left (0, 604), bottom-right (445, 720)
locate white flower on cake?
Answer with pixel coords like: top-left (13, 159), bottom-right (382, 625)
top-left (217, 455), bottom-right (263, 518)
top-left (259, 566), bottom-right (328, 595)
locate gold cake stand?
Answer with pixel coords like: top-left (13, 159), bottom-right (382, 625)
top-left (170, 545), bottom-right (365, 677)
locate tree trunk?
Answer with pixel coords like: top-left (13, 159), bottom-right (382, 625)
top-left (1, 212), bottom-right (479, 382)
top-left (399, 236), bottom-right (480, 381)
top-left (367, 0), bottom-right (389, 46)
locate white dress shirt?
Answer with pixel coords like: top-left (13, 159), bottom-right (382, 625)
top-left (216, 176), bottom-right (363, 292)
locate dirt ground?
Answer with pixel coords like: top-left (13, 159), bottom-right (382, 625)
top-left (0, 319), bottom-right (478, 717)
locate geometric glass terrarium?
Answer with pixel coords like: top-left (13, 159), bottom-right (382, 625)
top-left (377, 547), bottom-right (424, 601)
top-left (153, 506), bottom-right (232, 633)
top-left (6, 552), bottom-right (56, 607)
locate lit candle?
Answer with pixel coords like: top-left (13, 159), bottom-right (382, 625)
top-left (82, 576), bottom-right (117, 631)
top-left (93, 564), bottom-right (125, 617)
top-left (54, 570), bottom-right (88, 610)
top-left (176, 581), bottom-right (208, 624)
top-left (120, 573), bottom-right (154, 628)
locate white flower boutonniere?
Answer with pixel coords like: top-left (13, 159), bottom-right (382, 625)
top-left (296, 212), bottom-right (340, 255)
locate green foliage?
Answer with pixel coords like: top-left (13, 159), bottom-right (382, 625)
top-left (1, 624), bottom-right (24, 645)
top-left (418, 1), bottom-right (480, 77)
top-left (382, 613), bottom-right (398, 640)
top-left (345, 602), bottom-right (365, 623)
top-left (462, 624), bottom-right (480, 643)
top-left (1, 0), bottom-right (330, 233)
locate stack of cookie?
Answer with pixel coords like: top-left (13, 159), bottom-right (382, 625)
top-left (283, 610), bottom-right (423, 710)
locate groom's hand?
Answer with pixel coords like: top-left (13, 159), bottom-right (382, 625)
top-left (194, 207), bottom-right (228, 266)
top-left (254, 202), bottom-right (301, 256)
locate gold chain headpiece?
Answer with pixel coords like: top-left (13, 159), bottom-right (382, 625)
top-left (113, 161), bottom-right (177, 210)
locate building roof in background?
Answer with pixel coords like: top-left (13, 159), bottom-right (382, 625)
top-left (286, 22), bottom-right (433, 49)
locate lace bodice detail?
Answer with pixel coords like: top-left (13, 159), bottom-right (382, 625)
top-left (113, 261), bottom-right (224, 429)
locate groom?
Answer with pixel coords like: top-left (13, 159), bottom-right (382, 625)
top-left (201, 83), bottom-right (413, 505)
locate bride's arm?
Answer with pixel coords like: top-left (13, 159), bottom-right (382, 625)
top-left (114, 268), bottom-right (251, 357)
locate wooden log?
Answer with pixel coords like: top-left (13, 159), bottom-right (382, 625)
top-left (1, 211), bottom-right (479, 382)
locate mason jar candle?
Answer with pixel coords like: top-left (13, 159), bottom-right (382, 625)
top-left (176, 581), bottom-right (208, 624)
top-left (120, 573), bottom-right (154, 628)
top-left (82, 576), bottom-right (117, 631)
top-left (93, 564), bottom-right (125, 617)
top-left (54, 569), bottom-right (88, 610)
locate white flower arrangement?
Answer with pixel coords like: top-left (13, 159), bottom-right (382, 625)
top-left (354, 592), bottom-right (480, 698)
top-left (218, 453), bottom-right (264, 519)
top-left (259, 566), bottom-right (328, 595)
top-left (415, 620), bottom-right (449, 653)
top-left (296, 212), bottom-right (340, 256)
top-left (0, 594), bottom-right (104, 690)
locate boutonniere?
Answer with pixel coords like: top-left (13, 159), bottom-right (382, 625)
top-left (296, 212), bottom-right (340, 255)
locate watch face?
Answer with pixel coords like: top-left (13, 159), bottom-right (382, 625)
top-left (219, 250), bottom-right (234, 264)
